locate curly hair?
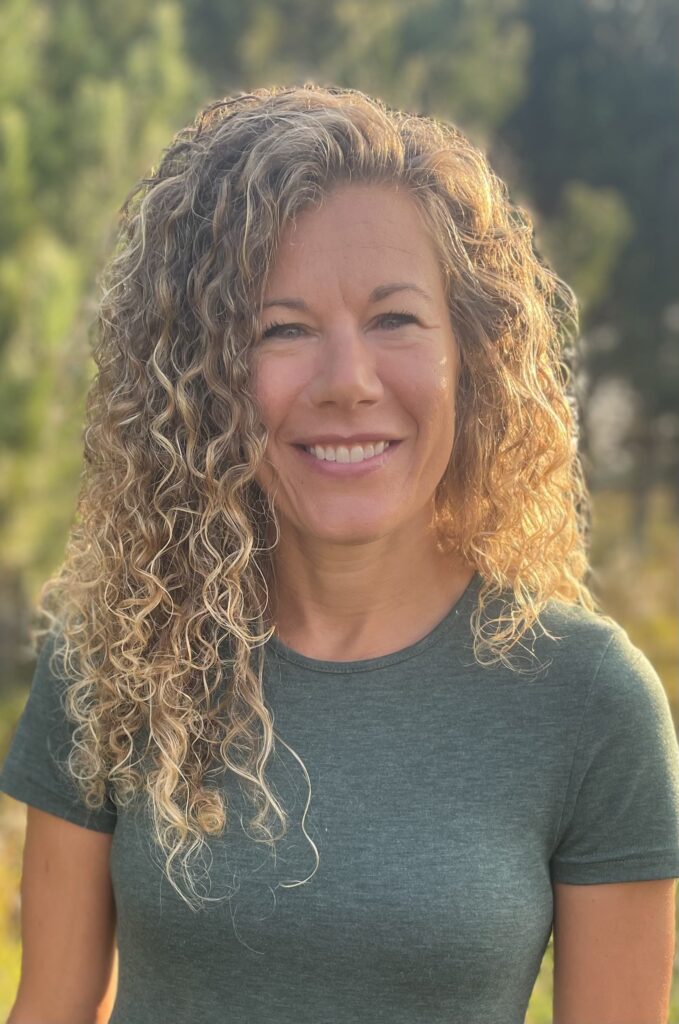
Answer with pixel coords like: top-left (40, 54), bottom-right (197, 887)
top-left (34, 81), bottom-right (611, 911)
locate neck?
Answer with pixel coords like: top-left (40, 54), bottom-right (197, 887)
top-left (261, 516), bottom-right (474, 662)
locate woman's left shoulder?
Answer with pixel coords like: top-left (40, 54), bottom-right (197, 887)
top-left (535, 595), bottom-right (663, 699)
top-left (523, 593), bottom-right (618, 660)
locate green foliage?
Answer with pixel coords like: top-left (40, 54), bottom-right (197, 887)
top-left (540, 181), bottom-right (634, 315)
top-left (323, 0), bottom-right (531, 131)
top-left (0, 1), bottom-right (207, 589)
top-left (499, 0), bottom-right (679, 461)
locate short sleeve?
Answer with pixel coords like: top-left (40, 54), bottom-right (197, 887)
top-left (550, 626), bottom-right (679, 883)
top-left (0, 629), bottom-right (117, 833)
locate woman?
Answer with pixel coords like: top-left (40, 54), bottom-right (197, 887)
top-left (1, 83), bottom-right (678, 1024)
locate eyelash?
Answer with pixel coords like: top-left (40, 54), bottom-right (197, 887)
top-left (261, 310), bottom-right (419, 339)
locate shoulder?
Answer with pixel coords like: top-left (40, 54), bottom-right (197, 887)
top-left (536, 593), bottom-right (620, 644)
top-left (534, 596), bottom-right (668, 718)
top-left (534, 594), bottom-right (628, 664)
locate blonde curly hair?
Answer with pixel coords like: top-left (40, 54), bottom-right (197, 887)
top-left (34, 81), bottom-right (608, 910)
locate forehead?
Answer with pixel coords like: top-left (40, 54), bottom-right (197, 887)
top-left (263, 184), bottom-right (444, 295)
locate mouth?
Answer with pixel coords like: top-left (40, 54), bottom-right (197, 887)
top-left (292, 440), bottom-right (402, 476)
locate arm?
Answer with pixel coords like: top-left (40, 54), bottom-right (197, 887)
top-left (552, 878), bottom-right (677, 1024)
top-left (7, 804), bottom-right (117, 1024)
top-left (94, 948), bottom-right (119, 1024)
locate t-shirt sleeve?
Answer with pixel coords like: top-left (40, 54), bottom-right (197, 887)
top-left (550, 625), bottom-right (679, 884)
top-left (0, 629), bottom-right (117, 833)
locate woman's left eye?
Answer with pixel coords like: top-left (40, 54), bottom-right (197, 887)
top-left (377, 311), bottom-right (418, 329)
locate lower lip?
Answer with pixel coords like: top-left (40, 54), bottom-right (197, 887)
top-left (293, 441), bottom-right (402, 476)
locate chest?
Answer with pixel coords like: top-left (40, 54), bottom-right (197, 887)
top-left (109, 680), bottom-right (563, 980)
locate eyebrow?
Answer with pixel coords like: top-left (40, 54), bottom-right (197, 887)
top-left (261, 282), bottom-right (433, 312)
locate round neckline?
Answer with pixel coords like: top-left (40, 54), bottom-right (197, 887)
top-left (265, 570), bottom-right (482, 674)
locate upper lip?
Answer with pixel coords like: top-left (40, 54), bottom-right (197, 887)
top-left (294, 434), bottom-right (401, 446)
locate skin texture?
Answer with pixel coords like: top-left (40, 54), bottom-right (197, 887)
top-left (251, 182), bottom-right (474, 661)
top-left (552, 878), bottom-right (677, 1023)
top-left (8, 806), bottom-right (116, 1024)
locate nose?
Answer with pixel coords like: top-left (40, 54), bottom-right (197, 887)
top-left (307, 323), bottom-right (384, 409)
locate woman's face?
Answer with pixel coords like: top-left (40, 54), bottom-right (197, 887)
top-left (250, 183), bottom-right (460, 546)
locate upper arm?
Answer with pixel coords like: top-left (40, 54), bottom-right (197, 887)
top-left (553, 878), bottom-right (677, 1024)
top-left (9, 804), bottom-right (117, 1024)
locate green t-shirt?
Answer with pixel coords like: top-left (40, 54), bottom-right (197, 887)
top-left (2, 571), bottom-right (679, 1024)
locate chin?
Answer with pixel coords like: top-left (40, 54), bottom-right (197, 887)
top-left (302, 516), bottom-right (395, 546)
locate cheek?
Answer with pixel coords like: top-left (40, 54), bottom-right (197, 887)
top-left (406, 355), bottom-right (457, 438)
top-left (250, 353), bottom-right (310, 431)
top-left (249, 362), bottom-right (279, 493)
top-left (250, 360), bottom-right (283, 431)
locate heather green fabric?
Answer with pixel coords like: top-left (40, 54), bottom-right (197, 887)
top-left (2, 571), bottom-right (679, 1024)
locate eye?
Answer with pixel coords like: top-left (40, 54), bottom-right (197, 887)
top-left (261, 309), bottom-right (419, 342)
top-left (376, 310), bottom-right (418, 330)
top-left (261, 319), bottom-right (303, 340)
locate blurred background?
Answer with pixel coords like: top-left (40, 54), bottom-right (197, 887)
top-left (0, 0), bottom-right (676, 1019)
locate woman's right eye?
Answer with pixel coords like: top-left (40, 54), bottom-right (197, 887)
top-left (261, 320), bottom-right (303, 339)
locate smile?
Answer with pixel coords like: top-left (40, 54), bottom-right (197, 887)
top-left (304, 440), bottom-right (392, 463)
top-left (293, 440), bottom-right (401, 476)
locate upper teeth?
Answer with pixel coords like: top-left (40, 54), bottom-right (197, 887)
top-left (305, 441), bottom-right (391, 462)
